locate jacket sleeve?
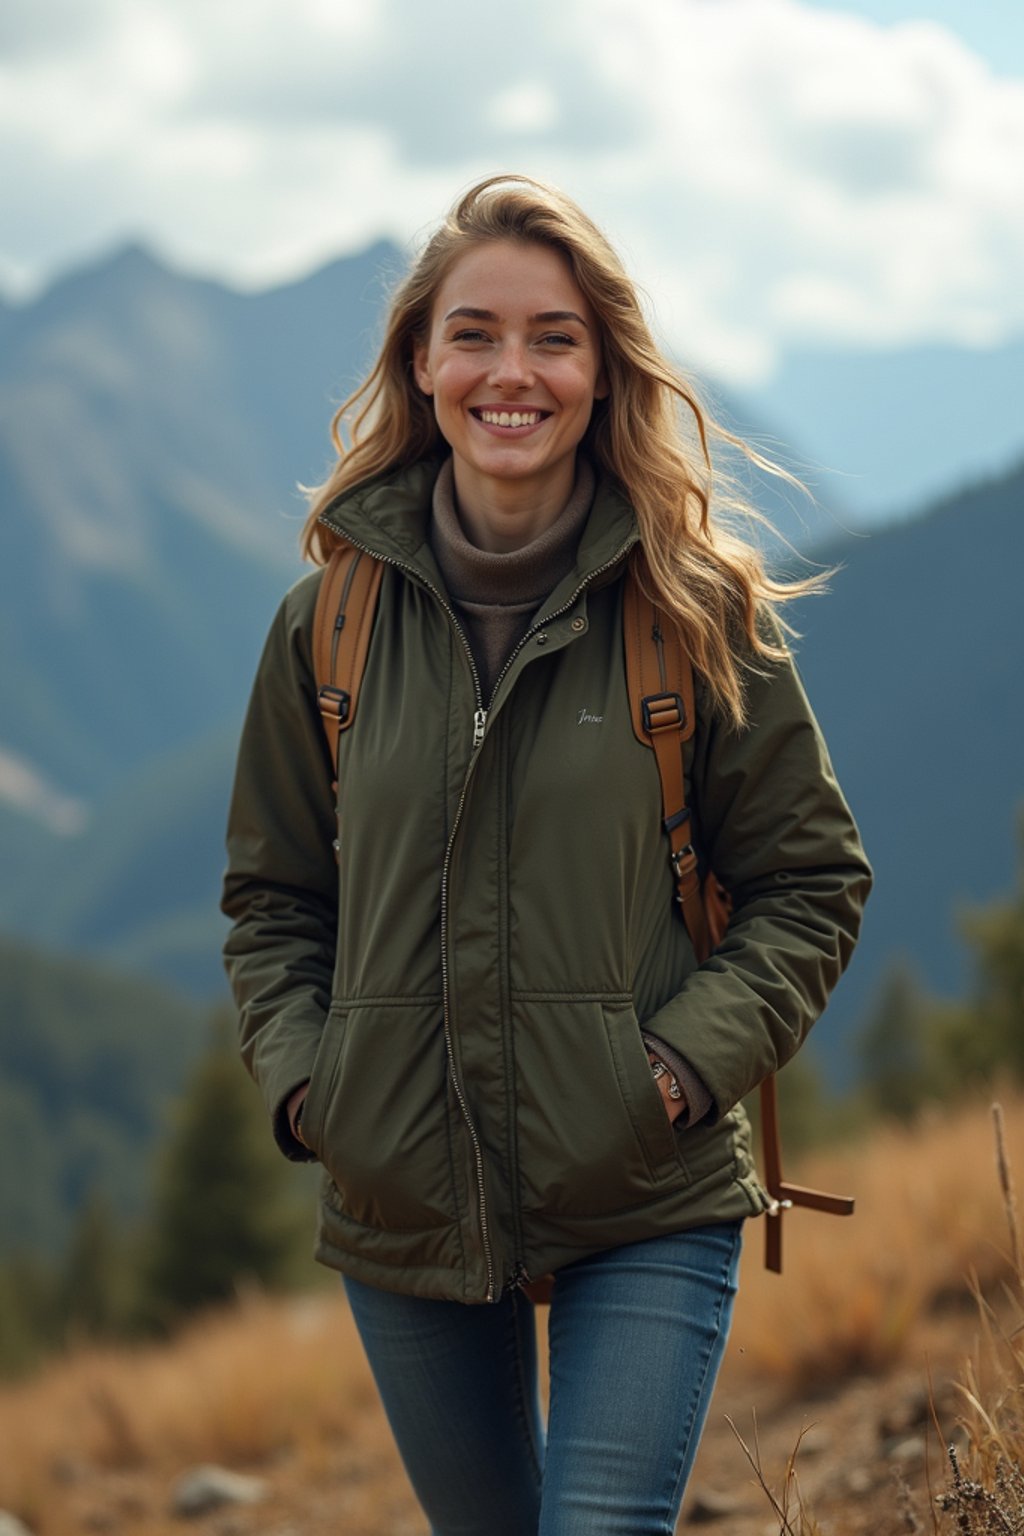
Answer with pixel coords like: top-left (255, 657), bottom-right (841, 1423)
top-left (221, 573), bottom-right (337, 1161)
top-left (640, 638), bottom-right (873, 1122)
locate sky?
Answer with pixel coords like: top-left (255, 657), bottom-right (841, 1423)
top-left (1, 0), bottom-right (1022, 386)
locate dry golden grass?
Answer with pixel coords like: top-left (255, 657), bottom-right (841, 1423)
top-left (0, 1289), bottom-right (388, 1534)
top-left (934, 1102), bottom-right (1024, 1534)
top-left (726, 1089), bottom-right (1024, 1389)
top-left (2, 1090), bottom-right (1022, 1535)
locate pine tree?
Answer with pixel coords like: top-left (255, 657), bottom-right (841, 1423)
top-left (59, 1190), bottom-right (132, 1341)
top-left (142, 1011), bottom-right (308, 1326)
top-left (957, 812), bottom-right (1024, 1080)
top-left (857, 959), bottom-right (934, 1122)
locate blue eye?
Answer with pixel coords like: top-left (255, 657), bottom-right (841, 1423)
top-left (539, 333), bottom-right (577, 347)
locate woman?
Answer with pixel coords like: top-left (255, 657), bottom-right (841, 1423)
top-left (222, 174), bottom-right (871, 1534)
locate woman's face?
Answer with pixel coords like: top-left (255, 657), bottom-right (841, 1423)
top-left (413, 239), bottom-right (608, 516)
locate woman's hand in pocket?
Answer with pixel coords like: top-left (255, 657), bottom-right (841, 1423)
top-left (287, 1081), bottom-right (311, 1145)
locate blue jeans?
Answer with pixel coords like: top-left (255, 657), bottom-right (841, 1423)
top-left (343, 1221), bottom-right (742, 1535)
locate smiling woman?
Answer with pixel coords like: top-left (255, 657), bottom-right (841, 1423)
top-left (222, 174), bottom-right (872, 1535)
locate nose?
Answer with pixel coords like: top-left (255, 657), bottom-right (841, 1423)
top-left (487, 336), bottom-right (534, 391)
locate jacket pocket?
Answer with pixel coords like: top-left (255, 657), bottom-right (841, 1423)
top-left (316, 1001), bottom-right (455, 1233)
top-left (513, 996), bottom-right (687, 1219)
top-left (602, 1000), bottom-right (687, 1179)
top-left (298, 1003), bottom-right (347, 1155)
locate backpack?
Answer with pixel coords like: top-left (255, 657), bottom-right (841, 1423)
top-left (312, 542), bottom-right (854, 1273)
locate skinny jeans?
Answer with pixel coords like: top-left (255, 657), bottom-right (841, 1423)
top-left (343, 1220), bottom-right (742, 1536)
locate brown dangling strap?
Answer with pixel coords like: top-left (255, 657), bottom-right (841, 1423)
top-left (623, 565), bottom-right (853, 1273)
top-left (312, 544), bottom-right (384, 779)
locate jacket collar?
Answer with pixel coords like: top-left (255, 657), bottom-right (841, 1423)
top-left (319, 455), bottom-right (639, 592)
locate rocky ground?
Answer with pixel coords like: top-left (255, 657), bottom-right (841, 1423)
top-left (682, 1339), bottom-right (966, 1534)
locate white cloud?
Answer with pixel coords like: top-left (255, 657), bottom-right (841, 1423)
top-left (488, 83), bottom-right (561, 136)
top-left (1, 0), bottom-right (1022, 382)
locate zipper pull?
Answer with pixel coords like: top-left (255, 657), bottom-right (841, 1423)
top-left (473, 708), bottom-right (487, 749)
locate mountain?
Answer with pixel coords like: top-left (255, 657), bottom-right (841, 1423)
top-left (744, 336), bottom-right (1024, 524)
top-left (0, 239), bottom-right (401, 806)
top-left (789, 459), bottom-right (1024, 1068)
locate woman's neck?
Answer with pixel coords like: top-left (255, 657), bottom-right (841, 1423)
top-left (451, 458), bottom-right (577, 553)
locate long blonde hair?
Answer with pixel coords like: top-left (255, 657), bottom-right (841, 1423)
top-left (302, 174), bottom-right (821, 727)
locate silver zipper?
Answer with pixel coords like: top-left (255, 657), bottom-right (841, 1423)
top-left (318, 512), bottom-right (637, 1301)
top-left (474, 541), bottom-right (636, 1288)
top-left (318, 517), bottom-right (495, 1298)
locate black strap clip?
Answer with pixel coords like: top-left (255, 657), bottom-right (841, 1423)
top-left (317, 685), bottom-right (351, 725)
top-left (641, 692), bottom-right (686, 734)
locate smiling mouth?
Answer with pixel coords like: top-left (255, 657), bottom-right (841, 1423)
top-left (469, 408), bottom-right (551, 429)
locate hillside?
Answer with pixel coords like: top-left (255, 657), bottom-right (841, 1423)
top-left (791, 460), bottom-right (1024, 1062)
top-left (0, 938), bottom-right (206, 1255)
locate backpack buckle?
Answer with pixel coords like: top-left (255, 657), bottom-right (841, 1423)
top-left (670, 842), bottom-right (696, 874)
top-left (641, 692), bottom-right (686, 733)
top-left (317, 685), bottom-right (351, 725)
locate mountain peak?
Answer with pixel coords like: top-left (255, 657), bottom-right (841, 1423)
top-left (100, 239), bottom-right (170, 278)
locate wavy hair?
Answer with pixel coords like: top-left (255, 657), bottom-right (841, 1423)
top-left (301, 174), bottom-right (822, 727)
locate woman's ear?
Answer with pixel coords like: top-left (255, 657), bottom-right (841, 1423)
top-left (412, 343), bottom-right (434, 396)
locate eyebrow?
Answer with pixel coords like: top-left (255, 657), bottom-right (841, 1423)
top-left (442, 306), bottom-right (590, 328)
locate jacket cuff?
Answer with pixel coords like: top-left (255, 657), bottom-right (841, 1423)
top-left (641, 1031), bottom-right (713, 1126)
top-left (273, 1080), bottom-right (319, 1163)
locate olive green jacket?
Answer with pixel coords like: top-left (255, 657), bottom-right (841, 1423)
top-left (222, 459), bottom-right (872, 1303)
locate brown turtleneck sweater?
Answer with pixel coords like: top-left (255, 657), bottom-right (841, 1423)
top-left (429, 455), bottom-right (595, 701)
top-left (427, 455), bottom-right (711, 1128)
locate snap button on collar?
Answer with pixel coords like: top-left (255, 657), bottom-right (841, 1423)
top-left (570, 617), bottom-right (586, 633)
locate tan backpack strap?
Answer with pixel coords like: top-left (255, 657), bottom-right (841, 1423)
top-left (623, 567), bottom-right (708, 961)
top-left (623, 565), bottom-right (853, 1272)
top-left (312, 544), bottom-right (384, 778)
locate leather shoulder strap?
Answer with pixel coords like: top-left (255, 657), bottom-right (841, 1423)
top-left (623, 567), bottom-right (696, 749)
top-left (623, 566), bottom-right (708, 960)
top-left (622, 565), bottom-right (853, 1272)
top-left (312, 543), bottom-right (384, 778)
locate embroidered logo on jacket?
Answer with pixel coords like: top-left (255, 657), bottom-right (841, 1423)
top-left (577, 708), bottom-right (604, 726)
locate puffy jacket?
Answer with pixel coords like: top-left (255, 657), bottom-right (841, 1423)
top-left (222, 458), bottom-right (872, 1303)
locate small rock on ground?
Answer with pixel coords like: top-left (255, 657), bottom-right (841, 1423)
top-left (0, 1514), bottom-right (35, 1536)
top-left (170, 1466), bottom-right (267, 1519)
top-left (684, 1484), bottom-right (743, 1522)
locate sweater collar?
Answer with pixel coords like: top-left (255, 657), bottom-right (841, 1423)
top-left (429, 455), bottom-right (596, 609)
top-left (319, 454), bottom-right (639, 591)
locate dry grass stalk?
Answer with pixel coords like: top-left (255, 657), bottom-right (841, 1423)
top-left (932, 1101), bottom-right (1024, 1534)
top-left (993, 1102), bottom-right (1023, 1285)
top-left (725, 1411), bottom-right (821, 1536)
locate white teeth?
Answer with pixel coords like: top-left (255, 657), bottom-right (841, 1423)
top-left (479, 410), bottom-right (541, 427)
